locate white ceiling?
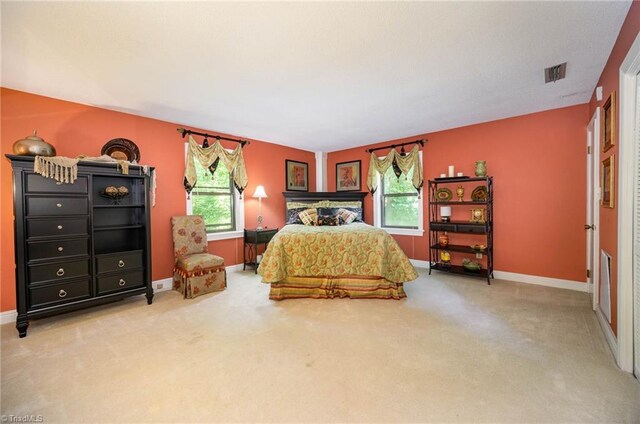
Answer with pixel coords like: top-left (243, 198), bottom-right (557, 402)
top-left (1, 1), bottom-right (631, 152)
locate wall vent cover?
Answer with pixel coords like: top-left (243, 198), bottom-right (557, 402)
top-left (545, 62), bottom-right (567, 83)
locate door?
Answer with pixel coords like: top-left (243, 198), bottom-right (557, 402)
top-left (633, 73), bottom-right (640, 378)
top-left (587, 108), bottom-right (601, 310)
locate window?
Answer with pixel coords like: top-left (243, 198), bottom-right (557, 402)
top-left (373, 152), bottom-right (423, 236)
top-left (185, 145), bottom-right (244, 241)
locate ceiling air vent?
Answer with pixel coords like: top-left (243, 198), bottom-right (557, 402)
top-left (545, 62), bottom-right (567, 83)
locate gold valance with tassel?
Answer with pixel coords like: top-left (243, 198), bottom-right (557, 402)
top-left (184, 136), bottom-right (248, 198)
top-left (366, 145), bottom-right (423, 196)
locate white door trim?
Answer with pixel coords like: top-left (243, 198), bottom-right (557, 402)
top-left (617, 32), bottom-right (640, 374)
top-left (587, 108), bottom-right (601, 311)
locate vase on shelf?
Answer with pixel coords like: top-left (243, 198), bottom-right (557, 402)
top-left (456, 185), bottom-right (464, 202)
top-left (475, 160), bottom-right (487, 177)
top-left (438, 232), bottom-right (449, 247)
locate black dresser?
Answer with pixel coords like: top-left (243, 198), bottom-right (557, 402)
top-left (6, 155), bottom-right (154, 337)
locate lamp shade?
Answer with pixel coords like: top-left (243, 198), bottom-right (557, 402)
top-left (252, 185), bottom-right (268, 198)
top-left (440, 206), bottom-right (452, 217)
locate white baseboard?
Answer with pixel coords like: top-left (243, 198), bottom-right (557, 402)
top-left (411, 258), bottom-right (587, 293)
top-left (492, 270), bottom-right (588, 292)
top-left (0, 309), bottom-right (18, 326)
top-left (226, 263), bottom-right (245, 272)
top-left (596, 305), bottom-right (618, 360)
top-left (410, 259), bottom-right (431, 269)
top-left (152, 277), bottom-right (173, 292)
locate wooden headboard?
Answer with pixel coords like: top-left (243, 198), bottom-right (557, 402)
top-left (283, 191), bottom-right (369, 221)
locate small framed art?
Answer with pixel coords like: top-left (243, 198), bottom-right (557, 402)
top-left (601, 91), bottom-right (616, 152)
top-left (285, 160), bottom-right (308, 192)
top-left (601, 155), bottom-right (614, 208)
top-left (336, 160), bottom-right (361, 191)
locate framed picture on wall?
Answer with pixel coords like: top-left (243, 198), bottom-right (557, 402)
top-left (601, 91), bottom-right (616, 152)
top-left (285, 160), bottom-right (308, 192)
top-left (601, 155), bottom-right (615, 208)
top-left (336, 160), bottom-right (361, 191)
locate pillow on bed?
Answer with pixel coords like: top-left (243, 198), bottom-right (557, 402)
top-left (317, 215), bottom-right (340, 226)
top-left (318, 207), bottom-right (362, 222)
top-left (286, 207), bottom-right (306, 225)
top-left (336, 208), bottom-right (358, 224)
top-left (298, 208), bottom-right (318, 226)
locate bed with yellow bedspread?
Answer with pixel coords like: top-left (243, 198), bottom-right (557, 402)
top-left (258, 223), bottom-right (418, 300)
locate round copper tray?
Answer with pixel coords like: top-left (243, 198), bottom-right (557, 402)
top-left (101, 138), bottom-right (140, 163)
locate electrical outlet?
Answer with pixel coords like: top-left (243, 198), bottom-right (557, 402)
top-left (156, 283), bottom-right (163, 290)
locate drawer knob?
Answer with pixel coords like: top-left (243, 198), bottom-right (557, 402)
top-left (56, 203), bottom-right (62, 208)
top-left (118, 260), bottom-right (125, 268)
top-left (57, 225), bottom-right (63, 230)
top-left (118, 279), bottom-right (126, 287)
top-left (57, 246), bottom-right (64, 252)
top-left (56, 268), bottom-right (65, 277)
top-left (58, 289), bottom-right (67, 298)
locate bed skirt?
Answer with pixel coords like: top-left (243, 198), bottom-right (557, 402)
top-left (269, 276), bottom-right (406, 300)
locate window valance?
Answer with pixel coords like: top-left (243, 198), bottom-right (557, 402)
top-left (366, 145), bottom-right (423, 196)
top-left (184, 136), bottom-right (248, 198)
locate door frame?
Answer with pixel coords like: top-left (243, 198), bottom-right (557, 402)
top-left (587, 108), bottom-right (601, 311)
top-left (617, 32), bottom-right (640, 374)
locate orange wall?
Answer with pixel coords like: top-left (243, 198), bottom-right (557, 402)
top-left (328, 104), bottom-right (589, 282)
top-left (587, 1), bottom-right (640, 336)
top-left (1, 88), bottom-right (315, 312)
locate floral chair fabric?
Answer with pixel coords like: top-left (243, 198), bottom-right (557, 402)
top-left (171, 215), bottom-right (226, 299)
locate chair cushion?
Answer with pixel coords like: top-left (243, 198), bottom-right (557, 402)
top-left (176, 253), bottom-right (225, 272)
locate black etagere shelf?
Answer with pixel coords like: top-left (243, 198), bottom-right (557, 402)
top-left (428, 176), bottom-right (494, 284)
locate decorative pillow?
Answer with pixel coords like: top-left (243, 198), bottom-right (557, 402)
top-left (337, 208), bottom-right (358, 224)
top-left (317, 215), bottom-right (340, 226)
top-left (318, 207), bottom-right (362, 222)
top-left (298, 208), bottom-right (318, 226)
top-left (286, 207), bottom-right (305, 224)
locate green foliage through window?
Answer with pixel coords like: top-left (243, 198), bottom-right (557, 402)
top-left (190, 161), bottom-right (235, 233)
top-left (381, 165), bottom-right (419, 229)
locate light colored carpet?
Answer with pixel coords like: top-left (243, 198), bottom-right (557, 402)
top-left (1, 268), bottom-right (639, 423)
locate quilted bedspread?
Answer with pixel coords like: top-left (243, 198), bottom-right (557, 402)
top-left (258, 223), bottom-right (418, 283)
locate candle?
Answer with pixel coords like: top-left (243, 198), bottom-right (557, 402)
top-left (457, 172), bottom-right (463, 177)
top-left (440, 173), bottom-right (446, 178)
top-left (440, 206), bottom-right (452, 222)
top-left (448, 165), bottom-right (454, 177)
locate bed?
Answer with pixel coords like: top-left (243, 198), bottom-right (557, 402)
top-left (258, 192), bottom-right (418, 300)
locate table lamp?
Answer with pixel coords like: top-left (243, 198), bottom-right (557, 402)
top-left (252, 185), bottom-right (268, 229)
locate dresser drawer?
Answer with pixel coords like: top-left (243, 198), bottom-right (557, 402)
top-left (256, 230), bottom-right (277, 243)
top-left (457, 224), bottom-right (486, 234)
top-left (29, 279), bottom-right (91, 309)
top-left (95, 250), bottom-right (143, 274)
top-left (26, 196), bottom-right (88, 216)
top-left (429, 222), bottom-right (457, 232)
top-left (97, 271), bottom-right (144, 295)
top-left (25, 174), bottom-right (88, 194)
top-left (29, 259), bottom-right (89, 284)
top-left (27, 218), bottom-right (88, 238)
top-left (28, 238), bottom-right (89, 262)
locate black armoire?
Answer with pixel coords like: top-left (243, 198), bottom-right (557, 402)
top-left (6, 155), bottom-right (154, 337)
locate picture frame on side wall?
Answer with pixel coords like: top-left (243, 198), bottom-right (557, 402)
top-left (601, 91), bottom-right (616, 152)
top-left (601, 155), bottom-right (615, 208)
top-left (336, 160), bottom-right (361, 191)
top-left (285, 160), bottom-right (308, 192)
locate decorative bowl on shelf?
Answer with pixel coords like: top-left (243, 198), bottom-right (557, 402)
top-left (470, 244), bottom-right (486, 253)
top-left (462, 258), bottom-right (482, 272)
top-left (100, 185), bottom-right (130, 204)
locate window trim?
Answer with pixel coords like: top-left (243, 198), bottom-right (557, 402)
top-left (372, 151), bottom-right (424, 237)
top-left (185, 143), bottom-right (245, 241)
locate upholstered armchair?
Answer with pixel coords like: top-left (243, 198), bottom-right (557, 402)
top-left (171, 215), bottom-right (226, 298)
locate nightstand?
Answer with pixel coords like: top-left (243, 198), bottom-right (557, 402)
top-left (244, 228), bottom-right (278, 274)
